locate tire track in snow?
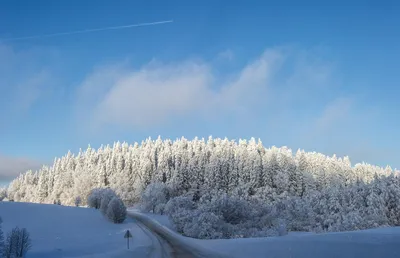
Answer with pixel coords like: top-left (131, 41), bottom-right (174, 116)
top-left (135, 220), bottom-right (172, 258)
top-left (128, 211), bottom-right (229, 258)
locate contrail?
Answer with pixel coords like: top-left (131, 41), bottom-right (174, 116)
top-left (1, 20), bottom-right (173, 41)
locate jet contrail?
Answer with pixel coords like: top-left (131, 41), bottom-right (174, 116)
top-left (1, 20), bottom-right (173, 41)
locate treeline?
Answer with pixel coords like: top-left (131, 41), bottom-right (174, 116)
top-left (139, 173), bottom-right (400, 239)
top-left (6, 137), bottom-right (397, 206)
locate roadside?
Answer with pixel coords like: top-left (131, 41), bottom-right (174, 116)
top-left (127, 210), bottom-right (229, 258)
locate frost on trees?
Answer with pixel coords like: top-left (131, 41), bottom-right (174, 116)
top-left (5, 136), bottom-right (400, 237)
top-left (75, 196), bottom-right (82, 207)
top-left (106, 197), bottom-right (127, 224)
top-left (7, 137), bottom-right (396, 206)
top-left (100, 192), bottom-right (115, 215)
top-left (0, 188), bottom-right (7, 201)
top-left (140, 182), bottom-right (169, 214)
top-left (4, 227), bottom-right (32, 258)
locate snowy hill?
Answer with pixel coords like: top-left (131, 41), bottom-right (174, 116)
top-left (7, 137), bottom-right (397, 208)
top-left (1, 201), bottom-right (400, 258)
top-left (0, 202), bottom-right (150, 258)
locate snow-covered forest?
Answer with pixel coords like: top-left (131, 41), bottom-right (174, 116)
top-left (6, 137), bottom-right (400, 237)
top-left (6, 136), bottom-right (396, 205)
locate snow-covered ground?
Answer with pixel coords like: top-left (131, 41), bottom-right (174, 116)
top-left (2, 202), bottom-right (400, 258)
top-left (194, 227), bottom-right (400, 258)
top-left (132, 209), bottom-right (400, 258)
top-left (0, 202), bottom-right (151, 258)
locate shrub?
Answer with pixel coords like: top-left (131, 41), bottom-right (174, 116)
top-left (0, 188), bottom-right (7, 201)
top-left (87, 188), bottom-right (117, 209)
top-left (106, 197), bottom-right (127, 223)
top-left (183, 212), bottom-right (224, 239)
top-left (4, 227), bottom-right (31, 258)
top-left (165, 196), bottom-right (195, 215)
top-left (100, 193), bottom-right (115, 215)
top-left (74, 196), bottom-right (82, 207)
top-left (167, 194), bottom-right (287, 239)
top-left (140, 183), bottom-right (170, 213)
top-left (87, 188), bottom-right (103, 209)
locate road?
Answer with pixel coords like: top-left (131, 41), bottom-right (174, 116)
top-left (128, 211), bottom-right (227, 258)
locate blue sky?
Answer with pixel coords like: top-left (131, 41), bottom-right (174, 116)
top-left (1, 0), bottom-right (400, 182)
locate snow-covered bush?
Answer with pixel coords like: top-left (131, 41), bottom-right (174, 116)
top-left (100, 192), bottom-right (115, 215)
top-left (167, 193), bottom-right (286, 239)
top-left (140, 183), bottom-right (170, 214)
top-left (87, 188), bottom-right (103, 209)
top-left (106, 197), bottom-right (127, 223)
top-left (87, 187), bottom-right (125, 223)
top-left (183, 212), bottom-right (224, 239)
top-left (205, 194), bottom-right (252, 225)
top-left (74, 196), bottom-right (82, 207)
top-left (0, 188), bottom-right (7, 201)
top-left (165, 196), bottom-right (195, 215)
top-left (279, 197), bottom-right (315, 232)
top-left (4, 227), bottom-right (31, 258)
top-left (87, 188), bottom-right (117, 209)
top-left (276, 219), bottom-right (288, 236)
top-left (168, 208), bottom-right (196, 233)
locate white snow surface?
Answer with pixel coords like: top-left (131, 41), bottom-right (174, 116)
top-left (131, 210), bottom-right (400, 258)
top-left (194, 227), bottom-right (400, 258)
top-left (1, 202), bottom-right (400, 258)
top-left (138, 212), bottom-right (174, 230)
top-left (0, 202), bottom-right (151, 258)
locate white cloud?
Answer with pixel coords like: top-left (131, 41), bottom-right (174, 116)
top-left (0, 154), bottom-right (43, 181)
top-left (76, 48), bottom-right (284, 129)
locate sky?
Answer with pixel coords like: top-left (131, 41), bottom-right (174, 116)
top-left (0, 0), bottom-right (400, 183)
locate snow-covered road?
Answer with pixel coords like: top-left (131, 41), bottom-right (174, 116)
top-left (134, 219), bottom-right (173, 258)
top-left (128, 211), bottom-right (228, 258)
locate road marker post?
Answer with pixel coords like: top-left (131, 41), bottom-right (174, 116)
top-left (124, 229), bottom-right (133, 249)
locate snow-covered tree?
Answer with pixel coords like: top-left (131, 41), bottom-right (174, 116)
top-left (4, 227), bottom-right (31, 258)
top-left (74, 196), bottom-right (82, 207)
top-left (106, 197), bottom-right (127, 223)
top-left (0, 188), bottom-right (7, 201)
top-left (87, 188), bottom-right (103, 209)
top-left (140, 182), bottom-right (169, 214)
top-left (100, 192), bottom-right (115, 215)
top-left (5, 136), bottom-right (399, 238)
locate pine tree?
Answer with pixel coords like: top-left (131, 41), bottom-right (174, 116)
top-left (5, 136), bottom-right (395, 209)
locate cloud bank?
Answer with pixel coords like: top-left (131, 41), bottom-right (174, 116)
top-left (0, 155), bottom-right (43, 181)
top-left (76, 49), bottom-right (284, 129)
